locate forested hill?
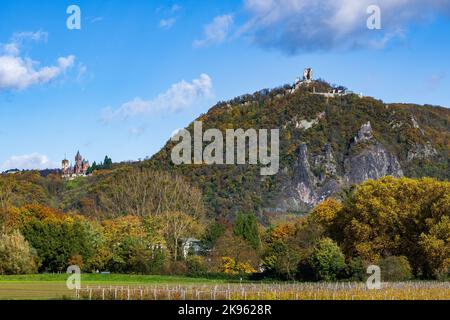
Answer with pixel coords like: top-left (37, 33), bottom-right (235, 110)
top-left (2, 80), bottom-right (447, 221)
top-left (148, 80), bottom-right (450, 218)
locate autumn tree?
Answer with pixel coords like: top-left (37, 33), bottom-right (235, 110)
top-left (102, 215), bottom-right (153, 273)
top-left (0, 176), bottom-right (14, 213)
top-left (321, 177), bottom-right (450, 278)
top-left (418, 215), bottom-right (450, 279)
top-left (0, 230), bottom-right (37, 275)
top-left (378, 256), bottom-right (412, 281)
top-left (153, 211), bottom-right (203, 261)
top-left (263, 217), bottom-right (324, 280)
top-left (262, 222), bottom-right (297, 279)
top-left (309, 198), bottom-right (343, 230)
top-left (99, 167), bottom-right (204, 218)
top-left (208, 229), bottom-right (259, 273)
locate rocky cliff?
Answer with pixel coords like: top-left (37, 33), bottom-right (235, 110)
top-left (277, 121), bottom-right (404, 212)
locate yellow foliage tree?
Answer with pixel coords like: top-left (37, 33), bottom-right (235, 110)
top-left (322, 176), bottom-right (449, 277)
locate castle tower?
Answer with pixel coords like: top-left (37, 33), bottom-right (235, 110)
top-left (61, 158), bottom-right (69, 176)
top-left (75, 151), bottom-right (82, 163)
top-left (74, 151), bottom-right (83, 175)
top-left (303, 68), bottom-right (313, 83)
top-left (62, 151), bottom-right (89, 179)
top-left (82, 159), bottom-right (90, 174)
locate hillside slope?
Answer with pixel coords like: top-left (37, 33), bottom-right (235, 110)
top-left (149, 81), bottom-right (450, 218)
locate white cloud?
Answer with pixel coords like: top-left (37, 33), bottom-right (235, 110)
top-left (129, 125), bottom-right (148, 137)
top-left (158, 4), bottom-right (182, 30)
top-left (0, 153), bottom-right (57, 171)
top-left (4, 43), bottom-right (19, 56)
top-left (0, 54), bottom-right (75, 90)
top-left (89, 16), bottom-right (104, 23)
top-left (0, 32), bottom-right (76, 90)
top-left (159, 18), bottom-right (177, 29)
top-left (2, 31), bottom-right (48, 57)
top-left (171, 4), bottom-right (182, 13)
top-left (76, 63), bottom-right (89, 82)
top-left (11, 31), bottom-right (48, 44)
top-left (239, 0), bottom-right (450, 53)
top-left (425, 72), bottom-right (446, 90)
top-left (103, 74), bottom-right (214, 122)
top-left (57, 55), bottom-right (76, 69)
top-left (194, 14), bottom-right (234, 47)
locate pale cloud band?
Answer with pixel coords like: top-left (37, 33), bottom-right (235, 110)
top-left (159, 18), bottom-right (177, 29)
top-left (241, 0), bottom-right (450, 53)
top-left (195, 0), bottom-right (450, 53)
top-left (0, 153), bottom-right (57, 171)
top-left (0, 31), bottom-right (76, 90)
top-left (193, 15), bottom-right (234, 47)
top-left (102, 73), bottom-right (214, 122)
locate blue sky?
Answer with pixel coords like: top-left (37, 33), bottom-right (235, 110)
top-left (0, 0), bottom-right (449, 171)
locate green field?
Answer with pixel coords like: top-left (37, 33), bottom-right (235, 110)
top-left (0, 274), bottom-right (225, 300)
top-left (1, 275), bottom-right (449, 300)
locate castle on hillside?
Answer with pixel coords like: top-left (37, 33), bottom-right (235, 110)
top-left (293, 67), bottom-right (361, 97)
top-left (294, 67), bottom-right (314, 89)
top-left (62, 151), bottom-right (90, 180)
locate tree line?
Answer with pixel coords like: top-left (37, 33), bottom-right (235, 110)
top-left (0, 172), bottom-right (448, 281)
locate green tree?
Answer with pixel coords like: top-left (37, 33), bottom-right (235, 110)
top-left (103, 156), bottom-right (113, 170)
top-left (309, 238), bottom-right (347, 281)
top-left (86, 161), bottom-right (97, 174)
top-left (379, 256), bottom-right (412, 281)
top-left (201, 222), bottom-right (226, 249)
top-left (233, 212), bottom-right (260, 250)
top-left (19, 206), bottom-right (96, 272)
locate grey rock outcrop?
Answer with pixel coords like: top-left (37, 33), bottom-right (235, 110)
top-left (344, 144), bottom-right (403, 184)
top-left (344, 121), bottom-right (403, 184)
top-left (407, 142), bottom-right (438, 161)
top-left (276, 121), bottom-right (404, 212)
top-left (292, 143), bottom-right (317, 207)
top-left (352, 121), bottom-right (373, 144)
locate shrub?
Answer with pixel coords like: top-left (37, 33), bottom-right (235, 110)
top-left (379, 256), bottom-right (412, 281)
top-left (68, 254), bottom-right (84, 270)
top-left (128, 247), bottom-right (154, 274)
top-left (220, 257), bottom-right (256, 275)
top-left (164, 260), bottom-right (188, 276)
top-left (308, 238), bottom-right (347, 281)
top-left (186, 256), bottom-right (207, 276)
top-left (347, 257), bottom-right (366, 281)
top-left (0, 230), bottom-right (37, 274)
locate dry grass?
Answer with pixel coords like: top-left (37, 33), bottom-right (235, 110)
top-left (77, 282), bottom-right (450, 300)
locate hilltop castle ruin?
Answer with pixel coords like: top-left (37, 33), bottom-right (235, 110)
top-left (293, 68), bottom-right (361, 98)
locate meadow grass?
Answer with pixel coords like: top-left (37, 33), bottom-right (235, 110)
top-left (0, 274), bottom-right (448, 300)
top-left (0, 274), bottom-right (225, 300)
top-left (0, 273), bottom-right (226, 284)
